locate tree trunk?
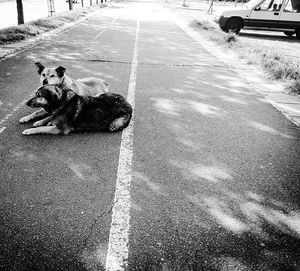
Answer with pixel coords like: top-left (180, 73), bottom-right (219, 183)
top-left (68, 0), bottom-right (73, 10)
top-left (16, 0), bottom-right (24, 25)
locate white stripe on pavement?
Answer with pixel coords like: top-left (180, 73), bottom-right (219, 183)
top-left (105, 18), bottom-right (139, 271)
top-left (0, 99), bottom-right (27, 134)
top-left (0, 127), bottom-right (6, 134)
top-left (91, 16), bottom-right (119, 41)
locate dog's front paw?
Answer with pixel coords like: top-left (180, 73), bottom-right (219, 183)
top-left (22, 128), bottom-right (35, 135)
top-left (109, 123), bottom-right (118, 132)
top-left (19, 116), bottom-right (31, 124)
top-left (33, 120), bottom-right (44, 127)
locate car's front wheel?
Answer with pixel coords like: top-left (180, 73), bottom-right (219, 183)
top-left (224, 18), bottom-right (242, 34)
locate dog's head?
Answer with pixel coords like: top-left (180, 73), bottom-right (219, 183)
top-left (27, 85), bottom-right (63, 112)
top-left (35, 62), bottom-right (66, 86)
top-left (27, 85), bottom-right (76, 112)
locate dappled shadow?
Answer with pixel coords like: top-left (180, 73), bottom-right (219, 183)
top-left (130, 159), bottom-right (300, 270)
top-left (247, 121), bottom-right (295, 139)
top-left (0, 127), bottom-right (121, 270)
top-left (22, 17), bottom-right (137, 66)
top-left (2, 2), bottom-right (300, 270)
top-left (186, 190), bottom-right (300, 270)
top-left (190, 190), bottom-right (300, 236)
top-left (130, 163), bottom-right (300, 270)
top-left (128, 16), bottom-right (300, 269)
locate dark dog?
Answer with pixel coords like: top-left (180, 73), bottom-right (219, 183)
top-left (22, 85), bottom-right (132, 135)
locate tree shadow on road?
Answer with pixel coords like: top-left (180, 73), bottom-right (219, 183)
top-left (128, 57), bottom-right (300, 271)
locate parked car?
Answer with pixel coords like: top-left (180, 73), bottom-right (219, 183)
top-left (214, 0), bottom-right (300, 38)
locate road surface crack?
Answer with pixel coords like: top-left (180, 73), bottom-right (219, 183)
top-left (59, 57), bottom-right (223, 68)
top-left (85, 58), bottom-right (224, 68)
top-left (83, 203), bottom-right (115, 248)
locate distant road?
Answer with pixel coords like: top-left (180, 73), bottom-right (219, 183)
top-left (0, 0), bottom-right (97, 29)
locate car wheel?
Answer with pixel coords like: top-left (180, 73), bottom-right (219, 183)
top-left (296, 29), bottom-right (300, 40)
top-left (225, 18), bottom-right (242, 34)
top-left (284, 31), bottom-right (295, 37)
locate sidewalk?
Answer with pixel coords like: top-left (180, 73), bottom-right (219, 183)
top-left (164, 0), bottom-right (300, 128)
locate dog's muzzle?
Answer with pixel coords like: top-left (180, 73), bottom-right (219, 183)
top-left (43, 79), bottom-right (48, 85)
top-left (26, 97), bottom-right (34, 107)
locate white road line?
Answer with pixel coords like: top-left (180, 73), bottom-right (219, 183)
top-left (91, 16), bottom-right (119, 41)
top-left (0, 127), bottom-right (6, 134)
top-left (91, 29), bottom-right (107, 41)
top-left (105, 19), bottom-right (139, 271)
top-left (0, 99), bottom-right (27, 134)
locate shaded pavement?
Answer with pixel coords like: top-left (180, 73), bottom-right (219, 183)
top-left (0, 1), bottom-right (300, 270)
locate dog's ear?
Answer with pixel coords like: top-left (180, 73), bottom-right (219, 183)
top-left (35, 62), bottom-right (45, 75)
top-left (55, 66), bottom-right (66, 78)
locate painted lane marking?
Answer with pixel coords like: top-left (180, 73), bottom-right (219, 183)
top-left (0, 127), bottom-right (6, 134)
top-left (91, 29), bottom-right (106, 42)
top-left (91, 16), bottom-right (119, 42)
top-left (0, 99), bottom-right (27, 134)
top-left (105, 19), bottom-right (139, 271)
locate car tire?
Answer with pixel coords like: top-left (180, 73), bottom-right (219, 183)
top-left (284, 31), bottom-right (295, 37)
top-left (225, 18), bottom-right (242, 34)
top-left (296, 29), bottom-right (300, 40)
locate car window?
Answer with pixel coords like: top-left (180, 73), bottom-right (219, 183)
top-left (284, 0), bottom-right (300, 12)
top-left (246, 0), bottom-right (265, 8)
top-left (284, 0), bottom-right (293, 11)
top-left (255, 0), bottom-right (284, 11)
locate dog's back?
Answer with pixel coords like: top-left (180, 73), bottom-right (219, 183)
top-left (71, 92), bottom-right (132, 132)
top-left (74, 77), bottom-right (108, 97)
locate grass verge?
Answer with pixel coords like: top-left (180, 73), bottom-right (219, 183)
top-left (191, 20), bottom-right (300, 95)
top-left (0, 4), bottom-right (106, 45)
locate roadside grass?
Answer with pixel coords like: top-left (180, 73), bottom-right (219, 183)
top-left (0, 4), bottom-right (106, 45)
top-left (191, 20), bottom-right (300, 95)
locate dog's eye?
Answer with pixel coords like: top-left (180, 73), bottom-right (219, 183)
top-left (50, 75), bottom-right (55, 78)
top-left (42, 74), bottom-right (45, 77)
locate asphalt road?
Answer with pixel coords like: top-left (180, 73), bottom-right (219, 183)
top-left (1, 1), bottom-right (300, 271)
